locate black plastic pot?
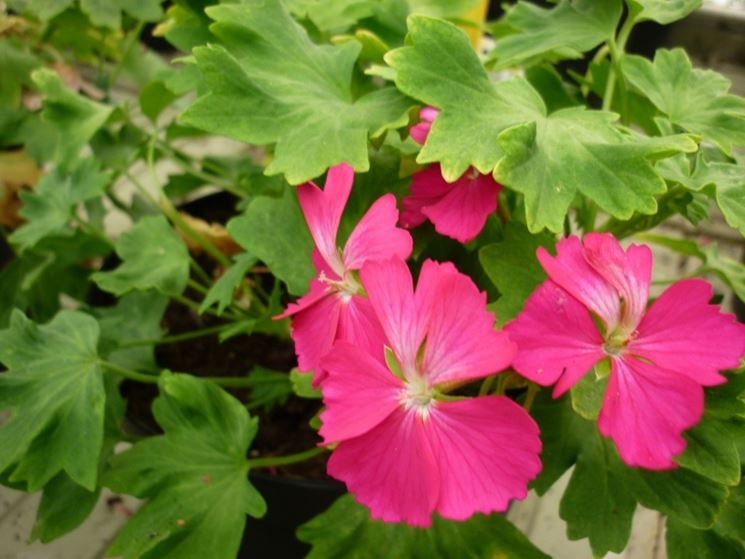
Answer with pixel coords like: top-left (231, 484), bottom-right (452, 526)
top-left (239, 472), bottom-right (346, 559)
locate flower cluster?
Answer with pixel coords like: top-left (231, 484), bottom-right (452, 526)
top-left (278, 121), bottom-right (745, 527)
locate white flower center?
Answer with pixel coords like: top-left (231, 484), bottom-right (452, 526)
top-left (319, 270), bottom-right (361, 302)
top-left (400, 376), bottom-right (435, 420)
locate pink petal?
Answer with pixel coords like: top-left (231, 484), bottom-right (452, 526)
top-left (319, 341), bottom-right (404, 443)
top-left (274, 276), bottom-right (328, 320)
top-left (416, 260), bottom-right (516, 386)
top-left (287, 290), bottom-right (342, 383)
top-left (505, 281), bottom-right (605, 396)
top-left (409, 106), bottom-right (439, 145)
top-left (337, 295), bottom-right (388, 364)
top-left (297, 164), bottom-right (354, 276)
top-left (327, 407), bottom-right (440, 527)
top-left (421, 171), bottom-right (500, 243)
top-left (537, 236), bottom-right (621, 332)
top-left (342, 194), bottom-right (413, 271)
top-left (400, 165), bottom-right (453, 229)
top-left (582, 233), bottom-right (652, 333)
top-left (630, 279), bottom-right (745, 386)
top-left (359, 259), bottom-right (424, 374)
top-left (598, 356), bottom-right (703, 470)
top-left (427, 396), bottom-right (542, 520)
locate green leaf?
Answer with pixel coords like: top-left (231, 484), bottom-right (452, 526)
top-left (227, 186), bottom-right (314, 296)
top-left (244, 367), bottom-right (292, 411)
top-left (139, 80), bottom-right (178, 123)
top-left (298, 494), bottom-right (551, 559)
top-left (676, 377), bottom-right (745, 486)
top-left (104, 373), bottom-right (266, 559)
top-left (667, 519), bottom-right (745, 559)
top-left (386, 15), bottom-right (545, 181)
top-left (700, 244), bottom-right (745, 304)
top-left (30, 472), bottom-right (100, 543)
top-left (495, 108), bottom-right (696, 232)
top-left (627, 0), bottom-right (702, 24)
top-left (199, 253), bottom-right (257, 316)
top-left (95, 291), bottom-right (169, 371)
top-left (92, 215), bottom-right (190, 297)
top-left (9, 158), bottom-right (110, 251)
top-left (0, 310), bottom-right (105, 491)
top-left (488, 0), bottom-right (622, 69)
top-left (570, 370), bottom-right (609, 421)
top-left (625, 467), bottom-right (728, 529)
top-left (621, 49), bottom-right (745, 155)
top-left (716, 481), bottom-right (745, 541)
top-left (80, 0), bottom-right (163, 29)
top-left (291, 369), bottom-right (322, 399)
top-left (529, 392), bottom-right (595, 495)
top-left (560, 433), bottom-right (636, 556)
top-left (31, 68), bottom-right (114, 166)
top-left (478, 221), bottom-right (553, 325)
top-left (6, 0), bottom-right (74, 20)
top-left (181, 0), bottom-right (411, 184)
top-left (0, 39), bottom-right (42, 107)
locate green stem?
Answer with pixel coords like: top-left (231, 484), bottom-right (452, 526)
top-left (100, 360), bottom-right (159, 384)
top-left (479, 375), bottom-right (497, 396)
top-left (187, 278), bottom-right (209, 295)
top-left (494, 374), bottom-right (508, 396)
top-left (73, 216), bottom-right (115, 249)
top-left (109, 21), bottom-right (145, 89)
top-left (603, 13), bottom-right (636, 115)
top-left (117, 323), bottom-right (233, 348)
top-left (189, 258), bottom-right (213, 287)
top-left (160, 146), bottom-right (245, 198)
top-left (523, 384), bottom-right (539, 413)
top-left (247, 447), bottom-right (327, 469)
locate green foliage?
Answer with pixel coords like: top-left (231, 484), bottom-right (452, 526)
top-left (0, 39), bottom-right (42, 107)
top-left (32, 68), bottom-right (114, 166)
top-left (199, 253), bottom-right (257, 315)
top-left (291, 369), bottom-right (322, 399)
top-left (666, 519), bottom-right (745, 559)
top-left (79, 0), bottom-right (163, 30)
top-left (478, 221), bottom-right (553, 324)
top-left (0, 310), bottom-right (105, 491)
top-left (30, 473), bottom-right (100, 543)
top-left (387, 16), bottom-right (545, 181)
top-left (622, 49), bottom-right (745, 155)
top-left (569, 369), bottom-right (608, 421)
top-left (104, 373), bottom-right (266, 559)
top-left (244, 367), bottom-right (293, 411)
top-left (182, 0), bottom-right (411, 184)
top-left (298, 494), bottom-right (551, 559)
top-left (10, 158), bottom-right (110, 251)
top-left (227, 186), bottom-right (315, 296)
top-left (488, 0), bottom-right (622, 69)
top-left (92, 216), bottom-right (190, 297)
top-left (627, 0), bottom-right (702, 24)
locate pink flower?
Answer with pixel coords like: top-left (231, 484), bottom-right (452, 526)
top-left (319, 258), bottom-right (542, 527)
top-left (505, 233), bottom-right (745, 470)
top-left (276, 164), bottom-right (413, 384)
top-left (403, 106), bottom-right (502, 243)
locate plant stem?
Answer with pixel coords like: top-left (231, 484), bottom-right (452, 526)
top-left (602, 12), bottom-right (636, 115)
top-left (117, 323), bottom-right (233, 348)
top-left (247, 447), bottom-right (327, 469)
top-left (109, 21), bottom-right (145, 89)
top-left (523, 384), bottom-right (539, 413)
top-left (479, 375), bottom-right (497, 396)
top-left (159, 144), bottom-right (246, 198)
top-left (100, 360), bottom-right (159, 384)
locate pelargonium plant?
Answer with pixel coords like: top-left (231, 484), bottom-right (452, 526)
top-left (1, 0), bottom-right (744, 557)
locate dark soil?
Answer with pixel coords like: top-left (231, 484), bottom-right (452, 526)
top-left (121, 192), bottom-right (330, 479)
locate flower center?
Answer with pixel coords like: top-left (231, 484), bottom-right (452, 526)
top-left (319, 270), bottom-right (361, 302)
top-left (603, 328), bottom-right (638, 357)
top-left (400, 376), bottom-right (435, 420)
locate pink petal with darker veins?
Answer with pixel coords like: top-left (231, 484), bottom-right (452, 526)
top-left (582, 233), bottom-right (652, 332)
top-left (427, 396), bottom-right (542, 520)
top-left (343, 194), bottom-right (412, 271)
top-left (506, 280), bottom-right (605, 396)
top-left (537, 236), bottom-right (621, 332)
top-left (422, 170), bottom-right (500, 243)
top-left (630, 279), bottom-right (745, 386)
top-left (296, 163), bottom-right (354, 275)
top-left (416, 260), bottom-right (515, 386)
top-left (337, 294), bottom-right (388, 364)
top-left (598, 356), bottom-right (703, 470)
top-left (319, 341), bottom-right (404, 443)
top-left (286, 290), bottom-right (342, 383)
top-left (359, 258), bottom-right (425, 374)
top-left (327, 407), bottom-right (440, 527)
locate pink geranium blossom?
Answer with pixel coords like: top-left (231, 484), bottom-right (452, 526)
top-left (276, 164), bottom-right (412, 384)
top-left (319, 258), bottom-right (542, 527)
top-left (506, 233), bottom-right (745, 470)
top-left (402, 107), bottom-right (502, 243)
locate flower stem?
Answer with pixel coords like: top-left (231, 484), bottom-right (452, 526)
top-left (247, 447), bottom-right (327, 469)
top-left (116, 323), bottom-right (234, 349)
top-left (523, 384), bottom-right (539, 413)
top-left (479, 375), bottom-right (497, 396)
top-left (100, 360), bottom-right (159, 384)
